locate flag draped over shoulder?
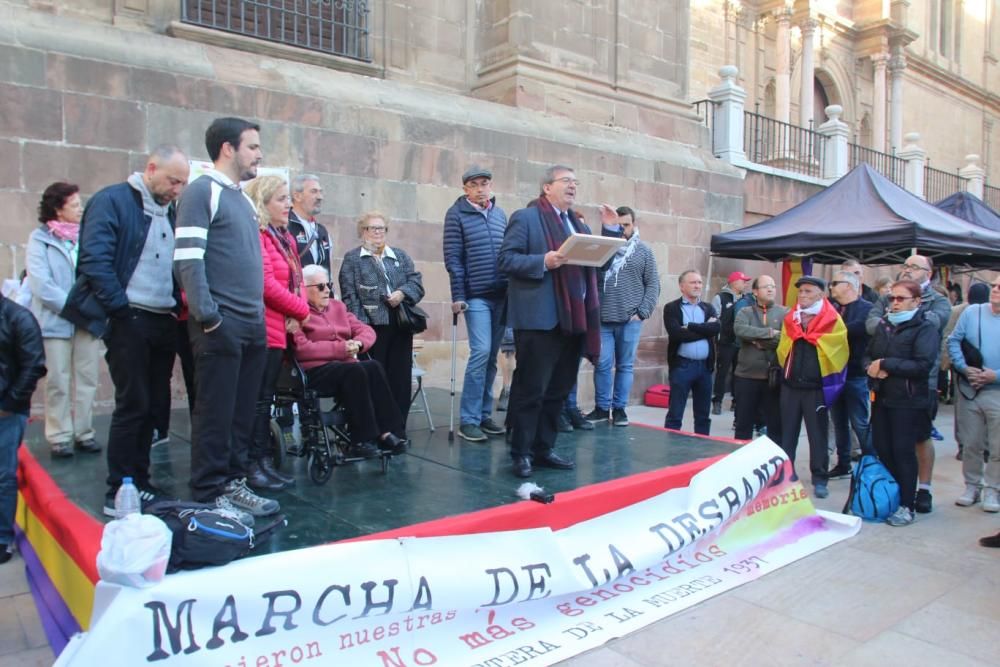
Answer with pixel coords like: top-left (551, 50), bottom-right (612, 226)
top-left (781, 258), bottom-right (813, 307)
top-left (776, 299), bottom-right (849, 407)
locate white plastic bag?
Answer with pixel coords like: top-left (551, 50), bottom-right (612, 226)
top-left (96, 514), bottom-right (173, 588)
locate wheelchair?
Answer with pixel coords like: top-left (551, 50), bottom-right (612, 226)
top-left (269, 355), bottom-right (390, 485)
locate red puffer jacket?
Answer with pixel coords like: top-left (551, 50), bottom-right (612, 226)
top-left (293, 300), bottom-right (377, 370)
top-left (261, 228), bottom-right (310, 349)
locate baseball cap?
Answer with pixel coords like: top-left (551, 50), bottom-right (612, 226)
top-left (728, 271), bottom-right (751, 284)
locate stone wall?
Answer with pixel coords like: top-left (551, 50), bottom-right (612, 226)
top-left (0, 1), bottom-right (744, 412)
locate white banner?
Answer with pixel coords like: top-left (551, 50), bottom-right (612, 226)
top-left (56, 438), bottom-right (860, 666)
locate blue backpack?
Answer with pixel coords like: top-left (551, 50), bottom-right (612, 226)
top-left (843, 455), bottom-right (900, 521)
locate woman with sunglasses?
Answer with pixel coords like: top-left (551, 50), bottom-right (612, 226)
top-left (339, 212), bottom-right (425, 428)
top-left (244, 175), bottom-right (310, 491)
top-left (865, 279), bottom-right (940, 526)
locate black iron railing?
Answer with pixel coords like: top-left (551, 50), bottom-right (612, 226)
top-left (848, 143), bottom-right (905, 187)
top-left (924, 164), bottom-right (966, 203)
top-left (181, 0), bottom-right (371, 62)
top-left (983, 184), bottom-right (1000, 211)
top-left (743, 110), bottom-right (825, 178)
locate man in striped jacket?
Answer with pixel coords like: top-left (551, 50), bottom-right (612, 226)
top-left (173, 117), bottom-right (278, 523)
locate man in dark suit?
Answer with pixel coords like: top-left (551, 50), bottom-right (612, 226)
top-left (663, 270), bottom-right (720, 435)
top-left (498, 165), bottom-right (612, 478)
top-left (288, 173), bottom-right (331, 275)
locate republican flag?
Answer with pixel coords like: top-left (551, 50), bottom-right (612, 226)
top-left (781, 258), bottom-right (813, 307)
top-left (776, 299), bottom-right (849, 407)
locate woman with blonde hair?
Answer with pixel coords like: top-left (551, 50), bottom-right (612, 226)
top-left (339, 212), bottom-right (425, 429)
top-left (243, 175), bottom-right (309, 490)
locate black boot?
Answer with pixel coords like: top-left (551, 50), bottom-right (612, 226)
top-left (247, 460), bottom-right (285, 491)
top-left (260, 457), bottom-right (295, 486)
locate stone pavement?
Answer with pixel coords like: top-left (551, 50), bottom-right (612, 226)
top-left (1, 402), bottom-right (997, 666)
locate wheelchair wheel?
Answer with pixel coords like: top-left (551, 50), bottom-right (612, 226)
top-left (269, 421), bottom-right (286, 470)
top-left (308, 449), bottom-right (333, 484)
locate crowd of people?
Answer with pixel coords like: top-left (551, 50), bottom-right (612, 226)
top-left (1, 117), bottom-right (999, 565)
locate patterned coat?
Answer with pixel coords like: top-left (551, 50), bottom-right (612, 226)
top-left (338, 245), bottom-right (425, 327)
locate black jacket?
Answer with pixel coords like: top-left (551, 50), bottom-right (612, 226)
top-left (831, 297), bottom-right (873, 378)
top-left (663, 298), bottom-right (719, 371)
top-left (288, 210), bottom-right (332, 277)
top-left (865, 310), bottom-right (939, 409)
top-left (61, 182), bottom-right (180, 338)
top-left (0, 296), bottom-right (47, 415)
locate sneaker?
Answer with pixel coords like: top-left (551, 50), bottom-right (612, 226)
top-left (566, 408), bottom-right (594, 431)
top-left (929, 426), bottom-right (944, 441)
top-left (886, 506), bottom-right (915, 527)
top-left (813, 483), bottom-right (829, 499)
top-left (458, 424), bottom-right (488, 442)
top-left (584, 407), bottom-right (610, 422)
top-left (557, 413), bottom-right (574, 433)
top-left (151, 429), bottom-right (170, 447)
top-left (497, 387), bottom-right (510, 412)
top-left (980, 531), bottom-right (1000, 548)
top-left (827, 462), bottom-right (852, 479)
top-left (479, 418), bottom-right (506, 436)
top-left (102, 485), bottom-right (170, 517)
top-left (74, 438), bottom-right (101, 454)
top-left (914, 488), bottom-right (933, 514)
top-left (611, 408), bottom-right (629, 427)
top-left (955, 484), bottom-right (981, 507)
top-left (983, 488), bottom-right (1000, 513)
top-left (711, 401), bottom-right (722, 416)
top-left (214, 496), bottom-right (255, 527)
top-left (223, 478), bottom-right (280, 517)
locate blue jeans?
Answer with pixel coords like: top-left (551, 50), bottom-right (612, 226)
top-left (594, 320), bottom-right (642, 410)
top-left (665, 358), bottom-right (713, 435)
top-left (460, 297), bottom-right (505, 425)
top-left (0, 413), bottom-right (28, 546)
top-left (831, 376), bottom-right (872, 462)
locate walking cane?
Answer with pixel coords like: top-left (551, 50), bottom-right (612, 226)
top-left (448, 310), bottom-right (459, 442)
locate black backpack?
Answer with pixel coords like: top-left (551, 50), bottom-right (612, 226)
top-left (718, 291), bottom-right (737, 345)
top-left (146, 501), bottom-right (285, 572)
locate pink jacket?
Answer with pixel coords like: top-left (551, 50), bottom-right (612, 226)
top-left (293, 300), bottom-right (377, 370)
top-left (261, 228), bottom-right (310, 349)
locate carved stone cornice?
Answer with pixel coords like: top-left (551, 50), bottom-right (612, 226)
top-left (905, 53), bottom-right (1000, 112)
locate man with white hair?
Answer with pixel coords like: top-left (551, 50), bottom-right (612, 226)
top-left (288, 174), bottom-right (331, 276)
top-left (842, 258), bottom-right (878, 304)
top-left (828, 269), bottom-right (873, 477)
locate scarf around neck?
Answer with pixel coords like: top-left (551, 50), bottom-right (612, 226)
top-left (604, 228), bottom-right (639, 290)
top-left (46, 220), bottom-right (79, 244)
top-left (777, 298), bottom-right (849, 407)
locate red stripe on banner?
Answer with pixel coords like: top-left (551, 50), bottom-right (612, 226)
top-left (353, 454), bottom-right (725, 543)
top-left (17, 448), bottom-right (102, 584)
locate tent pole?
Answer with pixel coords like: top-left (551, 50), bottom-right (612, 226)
top-left (706, 254), bottom-right (715, 295)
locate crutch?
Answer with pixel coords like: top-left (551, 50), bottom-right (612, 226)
top-left (448, 311), bottom-right (459, 442)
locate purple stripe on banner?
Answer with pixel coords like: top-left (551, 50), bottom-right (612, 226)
top-left (14, 527), bottom-right (80, 656)
top-left (822, 367), bottom-right (848, 408)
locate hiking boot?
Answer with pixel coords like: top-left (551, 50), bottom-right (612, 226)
top-left (611, 408), bottom-right (629, 427)
top-left (914, 489), bottom-right (933, 514)
top-left (566, 408), bottom-right (594, 431)
top-left (74, 438), bottom-right (101, 454)
top-left (557, 413), bottom-right (574, 433)
top-left (497, 387), bottom-right (510, 412)
top-left (827, 462), bottom-right (852, 479)
top-left (458, 424), bottom-right (488, 442)
top-left (711, 401), bottom-right (722, 416)
top-left (223, 478), bottom-right (280, 517)
top-left (983, 488), bottom-right (1000, 513)
top-left (214, 496), bottom-right (255, 527)
top-left (955, 484), bottom-right (981, 507)
top-left (479, 418), bottom-right (506, 436)
top-left (584, 407), bottom-right (610, 422)
top-left (886, 506), bottom-right (915, 527)
top-left (813, 483), bottom-right (829, 499)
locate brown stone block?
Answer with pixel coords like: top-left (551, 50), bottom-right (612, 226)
top-left (636, 107), bottom-right (676, 141)
top-left (205, 83), bottom-right (258, 118)
top-left (654, 161), bottom-right (684, 185)
top-left (303, 129), bottom-right (379, 177)
top-left (676, 220), bottom-right (710, 246)
top-left (256, 90), bottom-right (324, 126)
top-left (667, 244), bottom-right (698, 275)
top-left (578, 150), bottom-right (626, 176)
top-left (415, 184), bottom-right (457, 223)
top-left (637, 213), bottom-right (677, 245)
top-left (624, 157), bottom-right (655, 182)
top-left (710, 171), bottom-right (743, 196)
top-left (583, 171), bottom-right (636, 208)
top-left (388, 220), bottom-right (444, 264)
top-left (462, 153), bottom-right (516, 192)
top-left (23, 143), bottom-right (131, 195)
top-left (0, 192), bottom-right (38, 243)
top-left (402, 117), bottom-right (460, 148)
top-left (635, 181), bottom-right (671, 212)
top-left (525, 137), bottom-right (582, 166)
top-left (417, 262), bottom-right (451, 303)
top-left (545, 88), bottom-right (614, 125)
top-left (0, 45), bottom-right (46, 87)
top-left (131, 69), bottom-right (209, 110)
top-left (461, 126), bottom-right (528, 160)
top-left (64, 94), bottom-right (144, 150)
top-left (613, 101), bottom-right (639, 131)
top-left (683, 168), bottom-right (709, 191)
top-left (0, 83), bottom-right (62, 141)
top-left (670, 187), bottom-right (705, 219)
top-left (376, 141), bottom-right (421, 182)
top-left (46, 54), bottom-right (130, 98)
top-left (144, 104), bottom-right (221, 161)
top-left (0, 140), bottom-right (21, 189)
top-left (258, 121), bottom-right (305, 171)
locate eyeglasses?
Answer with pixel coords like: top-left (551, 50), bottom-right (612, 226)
top-left (887, 295), bottom-right (915, 303)
top-left (364, 226), bottom-right (387, 233)
top-left (902, 263), bottom-right (929, 272)
top-left (307, 282), bottom-right (333, 292)
top-left (551, 177), bottom-right (580, 186)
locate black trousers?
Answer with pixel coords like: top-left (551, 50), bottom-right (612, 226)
top-left (150, 318), bottom-right (197, 435)
top-left (871, 403), bottom-right (922, 510)
top-left (369, 325), bottom-right (413, 430)
top-left (104, 310), bottom-right (177, 491)
top-left (188, 315), bottom-right (267, 502)
top-left (250, 348), bottom-right (284, 461)
top-left (508, 328), bottom-right (583, 459)
top-left (780, 385), bottom-right (829, 484)
top-left (712, 343), bottom-right (738, 403)
top-left (733, 376), bottom-right (782, 445)
top-left (306, 360), bottom-right (403, 443)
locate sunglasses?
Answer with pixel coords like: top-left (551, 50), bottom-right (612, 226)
top-left (307, 282), bottom-right (333, 292)
top-left (887, 295), bottom-right (915, 303)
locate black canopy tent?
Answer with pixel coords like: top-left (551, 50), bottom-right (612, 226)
top-left (933, 191), bottom-right (1000, 233)
top-left (710, 164), bottom-right (1000, 268)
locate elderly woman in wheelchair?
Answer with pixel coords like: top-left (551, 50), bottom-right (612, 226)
top-left (292, 264), bottom-right (408, 460)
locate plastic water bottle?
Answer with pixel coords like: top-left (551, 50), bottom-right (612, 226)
top-left (114, 477), bottom-right (141, 519)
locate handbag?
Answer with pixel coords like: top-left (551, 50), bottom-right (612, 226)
top-left (395, 301), bottom-right (428, 334)
top-left (957, 305), bottom-right (984, 401)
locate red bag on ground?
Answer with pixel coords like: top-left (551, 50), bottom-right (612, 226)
top-left (644, 384), bottom-right (670, 408)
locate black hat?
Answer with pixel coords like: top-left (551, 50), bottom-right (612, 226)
top-left (462, 165), bottom-right (492, 184)
top-left (795, 276), bottom-right (827, 290)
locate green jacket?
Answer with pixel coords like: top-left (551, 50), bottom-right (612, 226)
top-left (734, 301), bottom-right (788, 380)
